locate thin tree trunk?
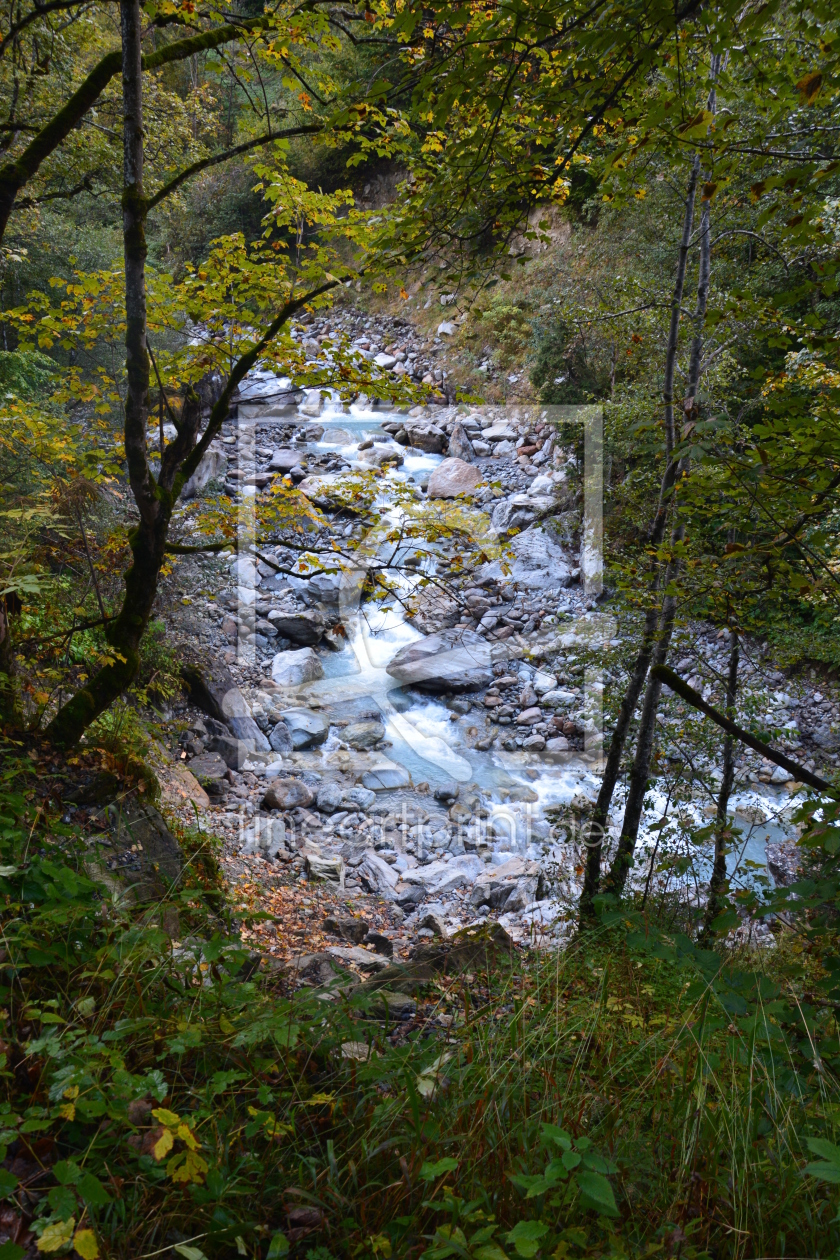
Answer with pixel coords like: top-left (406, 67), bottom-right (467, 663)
top-left (699, 627), bottom-right (739, 944)
top-left (578, 158), bottom-right (701, 922)
top-left (600, 60), bottom-right (719, 900)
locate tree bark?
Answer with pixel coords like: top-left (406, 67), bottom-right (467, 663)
top-left (699, 627), bottom-right (739, 945)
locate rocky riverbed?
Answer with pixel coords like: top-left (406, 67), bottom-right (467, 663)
top-left (147, 302), bottom-right (839, 979)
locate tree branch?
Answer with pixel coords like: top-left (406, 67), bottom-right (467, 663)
top-left (146, 122), bottom-right (323, 211)
top-left (653, 664), bottom-right (837, 796)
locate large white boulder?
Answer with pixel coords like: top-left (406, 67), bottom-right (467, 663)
top-left (270, 647), bottom-right (324, 688)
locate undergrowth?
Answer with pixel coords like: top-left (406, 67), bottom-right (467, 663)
top-left (2, 751), bottom-right (840, 1260)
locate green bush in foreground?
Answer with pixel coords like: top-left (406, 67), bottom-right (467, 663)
top-left (2, 756), bottom-right (840, 1260)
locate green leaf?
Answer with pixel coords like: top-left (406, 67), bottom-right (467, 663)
top-left (266, 1235), bottom-right (289, 1259)
top-left (473, 1247), bottom-right (508, 1260)
top-left (0, 1243), bottom-right (25, 1260)
top-left (78, 1173), bottom-right (111, 1207)
top-left (506, 1220), bottom-right (549, 1257)
top-left (0, 1169), bottom-right (17, 1197)
top-left (576, 1170), bottom-right (619, 1217)
top-left (419, 1157), bottom-right (459, 1181)
top-left (806, 1138), bottom-right (840, 1164)
top-left (804, 1162), bottom-right (840, 1184)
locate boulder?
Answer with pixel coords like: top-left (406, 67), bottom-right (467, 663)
top-left (90, 799), bottom-right (185, 902)
top-left (482, 423), bottom-right (518, 443)
top-left (360, 850), bottom-right (399, 896)
top-left (321, 427), bottom-right (352, 445)
top-left (156, 762), bottom-right (210, 812)
top-left (187, 751), bottom-right (229, 796)
top-left (405, 422), bottom-right (447, 453)
top-left (182, 448), bottom-right (227, 499)
top-left (344, 720), bottom-right (385, 750)
top-left (241, 817), bottom-right (288, 859)
top-left (271, 647), bottom-right (325, 688)
top-left (364, 931), bottom-right (394, 957)
top-left (268, 609), bottom-right (326, 646)
top-left (357, 444), bottom-right (404, 468)
top-left (417, 911), bottom-right (447, 938)
top-left (386, 628), bottom-right (496, 693)
top-left (181, 658), bottom-right (270, 750)
top-left (316, 782), bottom-right (344, 814)
top-left (290, 952), bottom-right (353, 988)
top-left (361, 766), bottom-right (411, 790)
top-left (262, 777), bottom-right (316, 810)
top-left (437, 321), bottom-right (456, 336)
top-left (480, 524), bottom-right (575, 590)
top-left (448, 423), bottom-right (475, 462)
top-left (281, 708), bottom-right (330, 749)
top-left (434, 781), bottom-right (460, 803)
top-left (268, 721), bottom-right (293, 754)
top-left (326, 943), bottom-right (389, 973)
top-left (323, 915), bottom-right (368, 943)
top-left (427, 457), bottom-right (482, 499)
top-left (490, 498), bottom-right (535, 536)
top-left (343, 786), bottom-right (377, 811)
top-left (305, 852), bottom-right (345, 886)
top-left (269, 448), bottom-right (305, 472)
top-left (207, 734), bottom-right (254, 770)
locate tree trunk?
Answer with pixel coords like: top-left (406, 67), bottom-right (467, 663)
top-left (599, 62), bottom-right (719, 900)
top-left (699, 627), bottom-right (739, 944)
top-left (45, 0), bottom-right (161, 748)
top-left (578, 158), bottom-right (701, 922)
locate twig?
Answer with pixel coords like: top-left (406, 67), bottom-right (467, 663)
top-left (75, 510), bottom-right (107, 624)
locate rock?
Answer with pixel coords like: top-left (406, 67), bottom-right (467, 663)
top-left (427, 457), bottom-right (482, 498)
top-left (90, 799), bottom-right (185, 902)
top-left (326, 943), bottom-right (389, 973)
top-left (522, 734), bottom-right (546, 751)
top-left (434, 781), bottom-right (460, 802)
top-left (437, 321), bottom-right (456, 336)
top-left (207, 734), bottom-right (253, 770)
top-left (361, 766), bottom-right (411, 790)
top-left (516, 707), bottom-right (543, 725)
top-left (448, 423), bottom-right (475, 462)
top-left (360, 850), bottom-right (399, 896)
top-left (269, 609), bottom-right (326, 646)
top-left (344, 720), bottom-right (386, 750)
top-left (367, 989), bottom-right (416, 1019)
top-left (394, 881), bottom-right (426, 909)
top-left (533, 671), bottom-right (557, 694)
top-left (241, 817), bottom-right (287, 859)
top-left (411, 921), bottom-right (514, 974)
top-left (181, 658), bottom-right (270, 750)
top-left (482, 423), bottom-right (518, 442)
top-left (156, 762), bottom-right (210, 811)
top-left (770, 765), bottom-right (794, 784)
top-left (279, 708), bottom-right (330, 749)
top-left (323, 915), bottom-right (369, 943)
top-left (263, 777), bottom-right (316, 810)
top-left (541, 689), bottom-right (576, 708)
top-left (268, 721), bottom-right (293, 754)
top-left (357, 444), bottom-right (404, 468)
top-left (374, 352), bottom-right (397, 369)
top-left (343, 786), bottom-right (377, 811)
top-left (305, 852), bottom-right (345, 886)
top-left (417, 911), bottom-right (447, 937)
top-left (340, 1040), bottom-right (374, 1061)
top-left (405, 422), bottom-right (447, 453)
top-left (480, 524), bottom-right (574, 590)
top-left (546, 735), bottom-right (570, 752)
top-left (364, 931), bottom-right (394, 957)
top-left (269, 448), bottom-right (305, 472)
top-left (290, 952), bottom-right (353, 988)
top-left (321, 427), bottom-right (352, 444)
top-left (182, 448), bottom-right (227, 498)
top-left (490, 498), bottom-right (535, 536)
top-left (300, 390), bottom-right (324, 416)
top-left (187, 751), bottom-right (230, 796)
top-left (316, 783), bottom-right (344, 814)
top-left (386, 628), bottom-right (497, 693)
top-left (271, 648), bottom-right (325, 688)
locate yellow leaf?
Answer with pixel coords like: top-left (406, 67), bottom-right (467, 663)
top-left (74, 1229), bottom-right (100, 1260)
top-left (59, 1103), bottom-right (76, 1120)
top-left (219, 1014), bottom-right (235, 1035)
top-left (63, 1085), bottom-right (80, 1100)
top-left (167, 1148), bottom-right (209, 1185)
top-left (796, 71), bottom-right (822, 104)
top-left (152, 1107), bottom-right (180, 1127)
top-left (301, 1092), bottom-right (334, 1106)
top-left (151, 1127), bottom-right (175, 1161)
top-left (38, 1219), bottom-right (76, 1252)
